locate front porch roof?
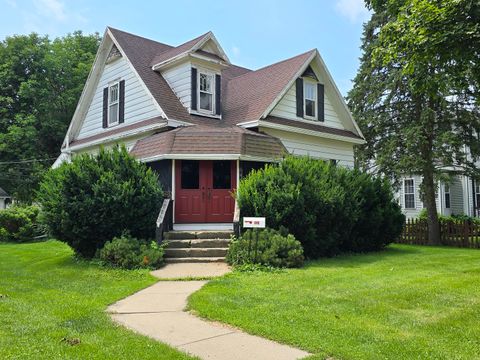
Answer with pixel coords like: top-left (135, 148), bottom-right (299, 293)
top-left (130, 124), bottom-right (286, 162)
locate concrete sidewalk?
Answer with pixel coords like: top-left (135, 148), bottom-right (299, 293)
top-left (107, 264), bottom-right (310, 360)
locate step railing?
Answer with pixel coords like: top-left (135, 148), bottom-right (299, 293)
top-left (155, 198), bottom-right (173, 244)
top-left (233, 199), bottom-right (241, 238)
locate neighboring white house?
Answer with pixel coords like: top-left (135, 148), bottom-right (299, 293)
top-left (56, 27), bottom-right (364, 229)
top-left (0, 187), bottom-right (12, 210)
top-left (397, 174), bottom-right (480, 219)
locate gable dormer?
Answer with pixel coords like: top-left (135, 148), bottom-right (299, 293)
top-left (152, 32), bottom-right (229, 118)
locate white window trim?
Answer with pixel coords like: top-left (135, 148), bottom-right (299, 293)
top-left (475, 181), bottom-right (480, 211)
top-left (108, 81), bottom-right (120, 127)
top-left (404, 178), bottom-right (416, 209)
top-left (444, 183), bottom-right (451, 209)
top-left (303, 78), bottom-right (317, 121)
top-left (197, 70), bottom-right (215, 115)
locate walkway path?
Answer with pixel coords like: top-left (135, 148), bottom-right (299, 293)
top-left (107, 263), bottom-right (310, 360)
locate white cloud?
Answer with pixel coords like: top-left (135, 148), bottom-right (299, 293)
top-left (33, 0), bottom-right (67, 21)
top-left (5, 0), bottom-right (17, 8)
top-left (335, 0), bottom-right (371, 23)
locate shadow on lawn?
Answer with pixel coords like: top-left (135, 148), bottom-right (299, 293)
top-left (302, 244), bottom-right (424, 269)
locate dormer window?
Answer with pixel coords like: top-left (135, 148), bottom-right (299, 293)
top-left (199, 72), bottom-right (214, 113)
top-left (304, 80), bottom-right (317, 119)
top-left (108, 82), bottom-right (120, 125)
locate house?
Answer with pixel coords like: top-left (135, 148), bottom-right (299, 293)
top-left (0, 187), bottom-right (12, 210)
top-left (397, 174), bottom-right (480, 219)
top-left (56, 27), bottom-right (364, 231)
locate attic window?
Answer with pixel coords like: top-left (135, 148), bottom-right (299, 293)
top-left (108, 82), bottom-right (119, 125)
top-left (304, 80), bottom-right (317, 119)
top-left (198, 72), bottom-right (214, 113)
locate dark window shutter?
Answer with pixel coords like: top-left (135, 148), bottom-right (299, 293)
top-left (191, 68), bottom-right (197, 111)
top-left (102, 87), bottom-right (108, 128)
top-left (317, 83), bottom-right (325, 122)
top-left (119, 80), bottom-right (125, 123)
top-left (296, 78), bottom-right (304, 118)
top-left (215, 74), bottom-right (221, 115)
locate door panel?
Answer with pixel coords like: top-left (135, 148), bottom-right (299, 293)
top-left (206, 161), bottom-right (236, 223)
top-left (175, 160), bottom-right (236, 223)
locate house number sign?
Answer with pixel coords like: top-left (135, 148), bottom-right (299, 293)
top-left (243, 217), bottom-right (266, 228)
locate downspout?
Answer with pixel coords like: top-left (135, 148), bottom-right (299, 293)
top-left (472, 177), bottom-right (477, 217)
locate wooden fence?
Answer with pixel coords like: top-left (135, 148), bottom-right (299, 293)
top-left (398, 218), bottom-right (480, 248)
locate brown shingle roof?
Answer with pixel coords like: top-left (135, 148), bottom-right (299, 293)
top-left (109, 27), bottom-right (193, 122)
top-left (223, 50), bottom-right (315, 124)
top-left (109, 28), bottom-right (316, 127)
top-left (263, 116), bottom-right (363, 140)
top-left (70, 117), bottom-right (167, 147)
top-left (149, 32), bottom-right (210, 67)
top-left (130, 125), bottom-right (286, 160)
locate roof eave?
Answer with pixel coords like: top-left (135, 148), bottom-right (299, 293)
top-left (259, 120), bottom-right (366, 145)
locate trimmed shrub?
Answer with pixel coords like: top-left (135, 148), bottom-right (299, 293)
top-left (237, 156), bottom-right (404, 258)
top-left (226, 228), bottom-right (304, 268)
top-left (418, 209), bottom-right (480, 224)
top-left (0, 205), bottom-right (41, 242)
top-left (37, 146), bottom-right (163, 258)
top-left (98, 233), bottom-right (164, 269)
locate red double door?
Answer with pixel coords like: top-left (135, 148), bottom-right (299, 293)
top-left (175, 160), bottom-right (236, 223)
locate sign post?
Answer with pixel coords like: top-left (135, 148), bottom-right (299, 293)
top-left (242, 217), bottom-right (266, 261)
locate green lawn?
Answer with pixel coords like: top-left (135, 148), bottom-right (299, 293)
top-left (0, 240), bottom-right (194, 360)
top-left (189, 245), bottom-right (480, 360)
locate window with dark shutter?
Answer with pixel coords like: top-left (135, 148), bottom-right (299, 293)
top-left (296, 78), bottom-right (304, 118)
top-left (102, 87), bottom-right (108, 128)
top-left (317, 83), bottom-right (324, 122)
top-left (191, 68), bottom-right (197, 111)
top-left (215, 74), bottom-right (221, 115)
top-left (119, 80), bottom-right (125, 124)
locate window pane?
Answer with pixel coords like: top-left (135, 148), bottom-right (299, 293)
top-left (109, 103), bottom-right (118, 124)
top-left (181, 160), bottom-right (199, 189)
top-left (200, 73), bottom-right (212, 92)
top-left (445, 193), bottom-right (450, 208)
top-left (305, 99), bottom-right (316, 117)
top-left (109, 84), bottom-right (118, 103)
top-left (213, 161), bottom-right (231, 189)
top-left (304, 82), bottom-right (315, 100)
top-left (200, 92), bottom-right (212, 111)
top-left (405, 194), bottom-right (415, 209)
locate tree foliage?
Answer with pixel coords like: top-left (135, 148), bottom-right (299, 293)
top-left (0, 31), bottom-right (100, 202)
top-left (349, 0), bottom-right (480, 243)
top-left (37, 146), bottom-right (164, 258)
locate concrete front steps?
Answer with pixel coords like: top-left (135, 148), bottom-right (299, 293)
top-left (163, 231), bottom-right (232, 263)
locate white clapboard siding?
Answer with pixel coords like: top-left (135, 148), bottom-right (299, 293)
top-left (77, 57), bottom-right (161, 139)
top-left (270, 83), bottom-right (344, 130)
top-left (162, 61), bottom-right (192, 109)
top-left (262, 128), bottom-right (354, 168)
top-left (450, 176), bottom-right (465, 215)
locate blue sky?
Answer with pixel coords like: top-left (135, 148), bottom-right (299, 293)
top-left (0, 0), bottom-right (370, 95)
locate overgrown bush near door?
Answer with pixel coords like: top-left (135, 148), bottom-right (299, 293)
top-left (37, 146), bottom-right (163, 258)
top-left (237, 156), bottom-right (404, 258)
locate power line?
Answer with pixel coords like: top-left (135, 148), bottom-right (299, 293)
top-left (0, 157), bottom-right (57, 165)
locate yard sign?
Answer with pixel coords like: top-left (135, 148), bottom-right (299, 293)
top-left (243, 217), bottom-right (266, 228)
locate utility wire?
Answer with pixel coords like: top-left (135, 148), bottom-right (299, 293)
top-left (0, 157), bottom-right (57, 165)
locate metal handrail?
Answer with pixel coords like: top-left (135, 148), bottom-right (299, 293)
top-left (155, 198), bottom-right (173, 243)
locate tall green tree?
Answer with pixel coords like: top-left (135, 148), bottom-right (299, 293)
top-left (349, 0), bottom-right (480, 243)
top-left (0, 31), bottom-right (100, 202)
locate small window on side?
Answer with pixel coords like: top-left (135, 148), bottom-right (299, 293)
top-left (444, 184), bottom-right (450, 209)
top-left (108, 82), bottom-right (119, 125)
top-left (304, 80), bottom-right (317, 119)
top-left (404, 179), bottom-right (415, 209)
